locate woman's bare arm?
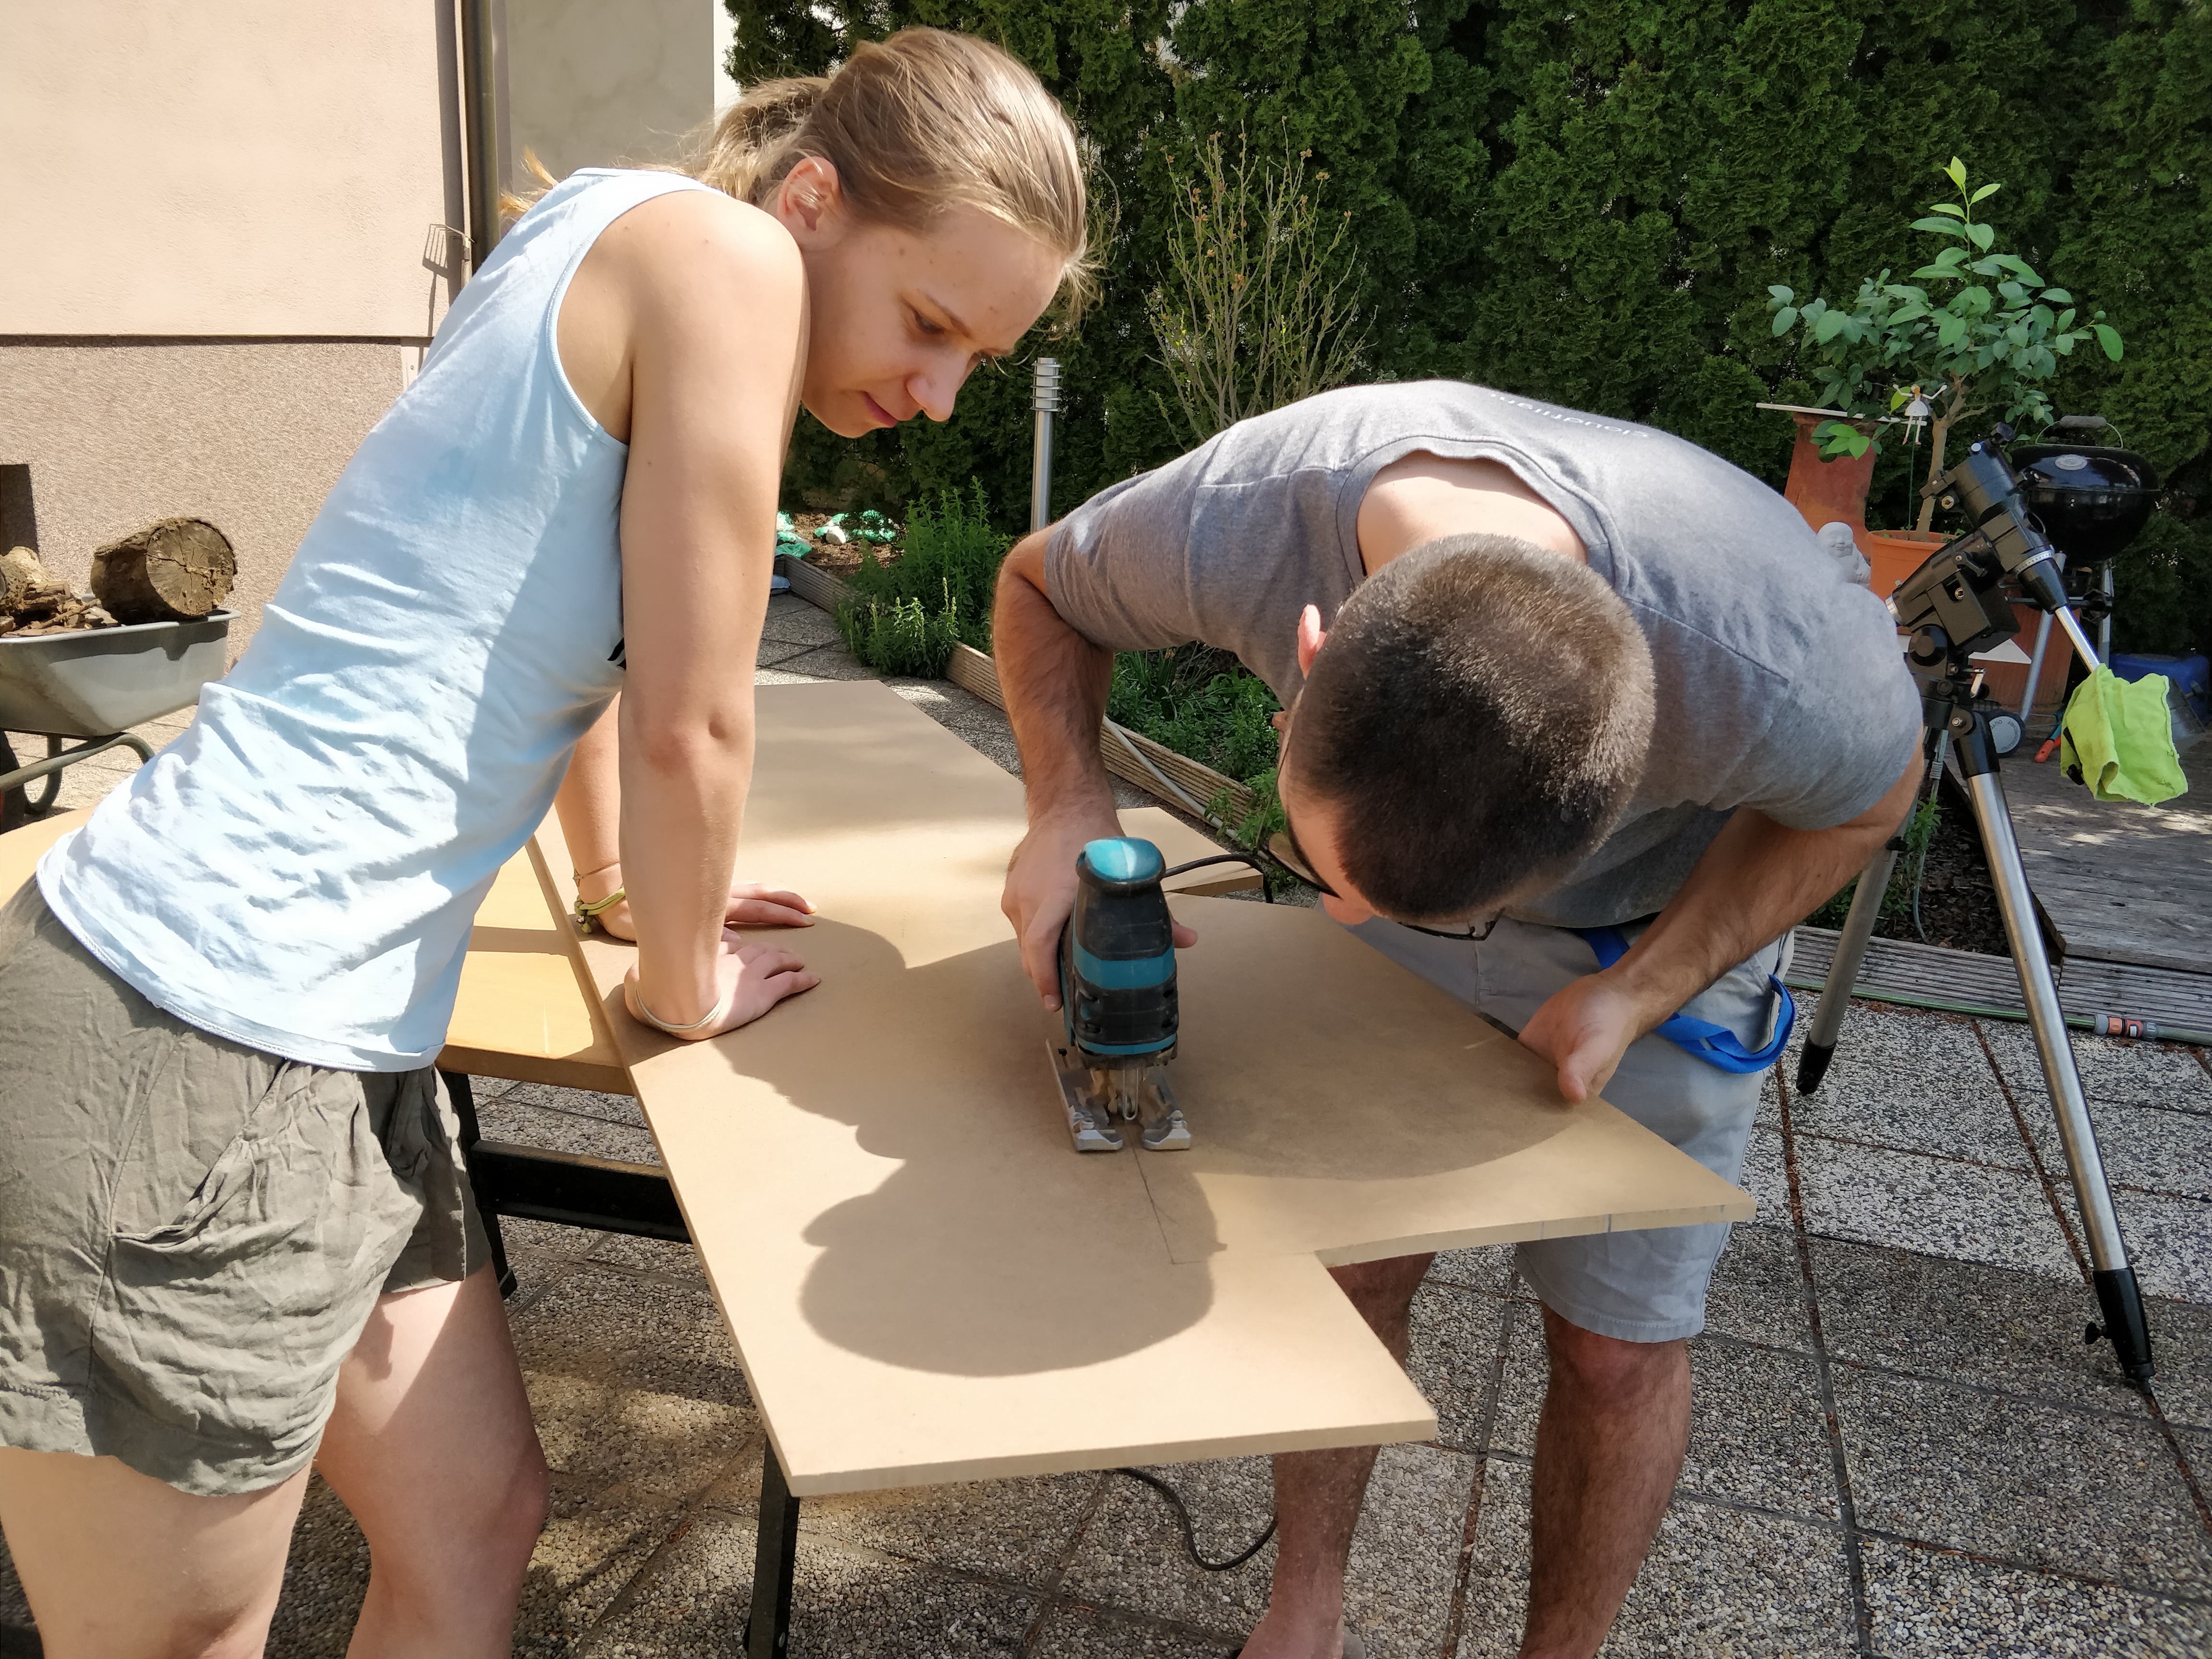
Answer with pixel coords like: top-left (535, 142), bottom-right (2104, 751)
top-left (559, 189), bottom-right (817, 1032)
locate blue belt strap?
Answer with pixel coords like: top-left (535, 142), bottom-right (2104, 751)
top-left (1571, 926), bottom-right (1795, 1075)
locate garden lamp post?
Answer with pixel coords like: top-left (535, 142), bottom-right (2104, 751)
top-left (1031, 357), bottom-right (1061, 533)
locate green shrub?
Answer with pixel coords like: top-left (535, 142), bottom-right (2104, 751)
top-left (836, 588), bottom-right (964, 679)
top-left (845, 480), bottom-right (1008, 652)
top-left (739, 0), bottom-right (2209, 657)
top-left (1808, 797), bottom-right (1942, 930)
top-left (1107, 648), bottom-right (1283, 786)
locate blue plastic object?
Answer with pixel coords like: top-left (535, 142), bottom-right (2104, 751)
top-left (2111, 651), bottom-right (2209, 724)
top-left (1573, 926), bottom-right (1796, 1074)
top-left (1082, 837), bottom-right (1165, 883)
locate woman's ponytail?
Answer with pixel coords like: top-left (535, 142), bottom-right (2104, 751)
top-left (690, 76), bottom-right (828, 204)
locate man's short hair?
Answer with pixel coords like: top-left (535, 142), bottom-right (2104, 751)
top-left (1288, 533), bottom-right (1656, 922)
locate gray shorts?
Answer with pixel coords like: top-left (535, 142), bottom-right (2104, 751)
top-left (1349, 913), bottom-right (1789, 1343)
top-left (0, 883), bottom-right (490, 1496)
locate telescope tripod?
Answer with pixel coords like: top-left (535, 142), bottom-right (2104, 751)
top-left (1796, 653), bottom-right (2155, 1386)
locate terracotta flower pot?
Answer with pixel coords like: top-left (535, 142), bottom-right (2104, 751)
top-left (1863, 530), bottom-right (1945, 601)
top-left (1780, 412), bottom-right (1881, 557)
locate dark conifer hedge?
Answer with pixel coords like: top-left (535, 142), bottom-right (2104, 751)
top-left (734, 0), bottom-right (2210, 657)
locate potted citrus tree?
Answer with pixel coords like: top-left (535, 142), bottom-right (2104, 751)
top-left (1767, 158), bottom-right (2124, 594)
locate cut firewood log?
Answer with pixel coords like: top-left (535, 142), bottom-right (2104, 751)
top-left (0, 545), bottom-right (120, 635)
top-left (0, 546), bottom-right (42, 616)
top-left (91, 517), bottom-right (236, 624)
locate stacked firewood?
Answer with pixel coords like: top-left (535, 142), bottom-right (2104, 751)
top-left (0, 519), bottom-right (236, 637)
top-left (0, 546), bottom-right (115, 636)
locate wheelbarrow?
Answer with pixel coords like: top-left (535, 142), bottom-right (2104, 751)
top-left (0, 612), bottom-right (232, 831)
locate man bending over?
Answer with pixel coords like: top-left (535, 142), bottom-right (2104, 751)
top-left (994, 381), bottom-right (1920, 1659)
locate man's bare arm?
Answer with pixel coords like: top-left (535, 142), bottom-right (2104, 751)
top-left (995, 532), bottom-right (1118, 824)
top-left (1519, 752), bottom-right (1922, 1101)
top-left (993, 531), bottom-right (1198, 1005)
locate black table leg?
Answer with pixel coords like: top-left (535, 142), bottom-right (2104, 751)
top-left (441, 1069), bottom-right (518, 1298)
top-left (747, 1439), bottom-right (800, 1659)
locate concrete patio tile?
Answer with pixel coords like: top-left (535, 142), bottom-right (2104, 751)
top-left (1805, 1238), bottom-right (2150, 1416)
top-left (2140, 1298), bottom-right (2212, 1430)
top-left (1429, 1244), bottom-right (1518, 1296)
top-left (1340, 1443), bottom-right (1481, 1658)
top-left (2017, 1095), bottom-right (2212, 1200)
top-left (1675, 1340), bottom-right (1841, 1521)
top-left (1860, 1534), bottom-right (2212, 1659)
top-left (755, 644), bottom-right (878, 683)
top-left (1491, 1319), bottom-right (1838, 1522)
top-left (1979, 1022), bottom-right (2212, 1114)
top-left (1702, 1222), bottom-right (1815, 1353)
top-left (480, 1093), bottom-right (663, 1166)
top-left (584, 1510), bottom-right (1041, 1659)
top-left (1785, 1055), bottom-right (2036, 1169)
top-left (758, 636), bottom-right (817, 669)
top-left (1027, 1602), bottom-right (1228, 1657)
top-left (2053, 1183), bottom-right (2212, 1305)
top-left (266, 1476), bottom-right (370, 1657)
top-left (1487, 1303), bottom-right (1546, 1459)
top-left (510, 1262), bottom-right (753, 1418)
top-left (1056, 1455), bottom-right (1277, 1635)
top-left (1833, 1367), bottom-right (2212, 1593)
top-left (1787, 998), bottom-right (1995, 1077)
top-left (795, 1471), bottom-right (1102, 1584)
top-left (1739, 1125), bottom-right (1793, 1228)
top-left (1407, 1278), bottom-right (1508, 1451)
top-left (1791, 1135), bottom-right (2079, 1277)
top-left (498, 1214), bottom-right (703, 1281)
top-left (1455, 1459), bottom-right (1857, 1658)
top-left (761, 594), bottom-right (844, 649)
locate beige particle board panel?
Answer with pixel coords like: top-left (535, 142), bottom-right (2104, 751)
top-left (439, 838), bottom-right (631, 1093)
top-left (541, 681), bottom-right (1751, 1496)
top-left (0, 809), bottom-right (86, 900)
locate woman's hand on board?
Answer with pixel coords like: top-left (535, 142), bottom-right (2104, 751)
top-left (582, 873), bottom-right (816, 942)
top-left (623, 932), bottom-right (819, 1040)
top-left (726, 881), bottom-right (815, 929)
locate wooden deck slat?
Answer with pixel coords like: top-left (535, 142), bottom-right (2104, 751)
top-left (1999, 751), bottom-right (2212, 974)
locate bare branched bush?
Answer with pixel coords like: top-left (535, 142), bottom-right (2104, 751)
top-left (1147, 132), bottom-right (1368, 445)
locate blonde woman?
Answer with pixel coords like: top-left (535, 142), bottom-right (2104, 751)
top-left (0, 29), bottom-right (1086, 1656)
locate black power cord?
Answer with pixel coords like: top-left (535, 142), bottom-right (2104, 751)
top-left (1162, 851), bottom-right (1281, 904)
top-left (1112, 1467), bottom-right (1278, 1571)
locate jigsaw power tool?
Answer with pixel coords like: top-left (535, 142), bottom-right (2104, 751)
top-left (1046, 837), bottom-right (1190, 1153)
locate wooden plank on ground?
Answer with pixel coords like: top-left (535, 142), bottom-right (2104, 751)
top-left (541, 680), bottom-right (1750, 1496)
top-left (2001, 754), bottom-right (2212, 974)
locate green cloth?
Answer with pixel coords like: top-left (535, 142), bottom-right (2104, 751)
top-left (2059, 667), bottom-right (2188, 805)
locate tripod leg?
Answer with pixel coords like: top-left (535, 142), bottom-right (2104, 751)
top-left (1961, 767), bottom-right (2155, 1384)
top-left (1796, 846), bottom-right (1898, 1095)
top-left (2018, 611), bottom-right (2054, 723)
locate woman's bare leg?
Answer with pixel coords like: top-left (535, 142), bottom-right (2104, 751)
top-left (0, 1446), bottom-right (311, 1658)
top-left (313, 1265), bottom-right (550, 1659)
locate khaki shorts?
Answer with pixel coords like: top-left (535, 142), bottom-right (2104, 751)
top-left (1349, 913), bottom-right (1789, 1343)
top-left (0, 882), bottom-right (490, 1496)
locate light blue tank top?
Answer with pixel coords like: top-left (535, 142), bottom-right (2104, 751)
top-left (40, 168), bottom-right (718, 1070)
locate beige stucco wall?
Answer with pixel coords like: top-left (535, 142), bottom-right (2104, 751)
top-left (0, 343), bottom-right (407, 661)
top-left (507, 0), bottom-right (718, 180)
top-left (0, 3), bottom-right (466, 338)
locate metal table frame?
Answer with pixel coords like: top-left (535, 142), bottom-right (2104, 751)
top-left (441, 1071), bottom-right (798, 1657)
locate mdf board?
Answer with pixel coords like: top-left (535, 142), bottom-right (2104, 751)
top-left (0, 811), bottom-right (86, 901)
top-left (549, 681), bottom-right (1753, 1497)
top-left (440, 837), bottom-right (631, 1094)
